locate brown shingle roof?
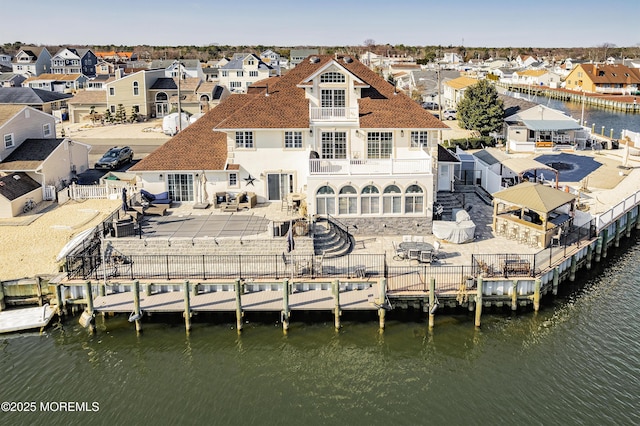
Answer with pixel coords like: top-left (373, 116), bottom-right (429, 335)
top-left (68, 90), bottom-right (107, 105)
top-left (129, 95), bottom-right (255, 172)
top-left (581, 64), bottom-right (640, 85)
top-left (0, 105), bottom-right (25, 126)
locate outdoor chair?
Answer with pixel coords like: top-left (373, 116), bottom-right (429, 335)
top-left (551, 228), bottom-right (562, 247)
top-left (420, 250), bottom-right (433, 263)
top-left (408, 249), bottom-right (420, 262)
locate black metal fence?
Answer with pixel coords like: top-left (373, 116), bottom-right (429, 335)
top-left (387, 265), bottom-right (474, 292)
top-left (472, 253), bottom-right (537, 278)
top-left (67, 253), bottom-right (386, 281)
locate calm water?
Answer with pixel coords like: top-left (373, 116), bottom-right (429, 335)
top-left (506, 91), bottom-right (640, 138)
top-left (1, 236), bottom-right (640, 425)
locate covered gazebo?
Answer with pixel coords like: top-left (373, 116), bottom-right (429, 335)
top-left (492, 182), bottom-right (577, 248)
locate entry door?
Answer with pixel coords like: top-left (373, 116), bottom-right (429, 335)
top-left (267, 173), bottom-right (293, 201)
top-left (438, 164), bottom-right (451, 191)
top-left (167, 173), bottom-right (194, 202)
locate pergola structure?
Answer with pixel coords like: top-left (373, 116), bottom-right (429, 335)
top-left (501, 157), bottom-right (559, 189)
top-left (492, 182), bottom-right (577, 248)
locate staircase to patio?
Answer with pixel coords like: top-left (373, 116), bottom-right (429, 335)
top-left (435, 191), bottom-right (465, 221)
top-left (312, 217), bottom-right (353, 258)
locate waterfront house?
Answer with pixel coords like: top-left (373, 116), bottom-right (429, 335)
top-left (129, 54), bottom-right (450, 233)
top-left (504, 105), bottom-right (587, 152)
top-left (564, 63), bottom-right (640, 94)
top-left (511, 69), bottom-right (562, 88)
top-left (150, 59), bottom-right (205, 81)
top-left (290, 49), bottom-right (319, 68)
top-left (11, 46), bottom-right (51, 77)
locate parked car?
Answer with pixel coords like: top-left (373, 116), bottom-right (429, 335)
top-left (95, 146), bottom-right (134, 169)
top-left (442, 109), bottom-right (457, 120)
top-left (421, 101), bottom-right (439, 110)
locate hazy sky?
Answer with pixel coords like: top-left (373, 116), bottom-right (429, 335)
top-left (3, 0), bottom-right (638, 48)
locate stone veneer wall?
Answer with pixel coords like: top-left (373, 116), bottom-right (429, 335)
top-left (329, 217), bottom-right (433, 236)
top-left (108, 236), bottom-right (315, 256)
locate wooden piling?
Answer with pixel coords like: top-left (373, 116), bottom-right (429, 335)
top-left (614, 219), bottom-right (621, 248)
top-left (99, 282), bottom-right (105, 297)
top-left (332, 279), bottom-right (341, 330)
top-left (626, 212), bottom-right (633, 238)
top-left (0, 282), bottom-right (5, 312)
top-left (428, 277), bottom-right (436, 329)
top-left (511, 280), bottom-right (518, 311)
top-left (145, 283), bottom-right (152, 297)
top-left (183, 280), bottom-right (191, 333)
top-left (55, 284), bottom-right (64, 315)
top-left (552, 267), bottom-right (559, 296)
top-left (133, 279), bottom-right (142, 333)
top-left (602, 229), bottom-right (609, 259)
top-left (282, 279), bottom-right (290, 333)
top-left (378, 278), bottom-right (386, 330)
top-left (234, 278), bottom-right (243, 332)
top-left (595, 235), bottom-right (603, 262)
top-left (586, 245), bottom-right (593, 270)
top-left (84, 280), bottom-right (95, 334)
top-left (533, 278), bottom-right (541, 312)
top-left (36, 276), bottom-right (43, 306)
top-left (475, 277), bottom-right (483, 328)
top-left (192, 282), bottom-right (199, 298)
top-left (569, 255), bottom-right (577, 282)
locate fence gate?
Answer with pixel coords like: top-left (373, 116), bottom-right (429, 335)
top-left (43, 185), bottom-right (56, 201)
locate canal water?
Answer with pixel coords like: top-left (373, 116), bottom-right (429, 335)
top-left (506, 91), bottom-right (640, 138)
top-left (1, 236), bottom-right (639, 425)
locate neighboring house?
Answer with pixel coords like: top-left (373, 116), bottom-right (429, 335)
top-left (0, 87), bottom-right (72, 115)
top-left (95, 60), bottom-right (117, 75)
top-left (150, 59), bottom-right (204, 81)
top-left (202, 67), bottom-right (219, 82)
top-left (442, 52), bottom-right (463, 65)
top-left (130, 54), bottom-right (450, 233)
top-left (11, 46), bottom-right (51, 77)
top-left (22, 73), bottom-right (86, 93)
top-left (66, 90), bottom-right (107, 123)
top-left (260, 49), bottom-right (281, 70)
top-left (85, 74), bottom-right (114, 90)
top-left (51, 48), bottom-right (97, 78)
top-left (218, 53), bottom-right (275, 93)
top-left (289, 49), bottom-right (319, 68)
top-left (194, 82), bottom-right (229, 113)
top-left (0, 105), bottom-right (90, 216)
top-left (104, 69), bottom-right (165, 120)
top-left (491, 67), bottom-right (515, 82)
top-left (511, 69), bottom-right (562, 88)
top-left (564, 63), bottom-right (640, 94)
top-left (515, 55), bottom-right (538, 68)
top-left (94, 51), bottom-right (136, 63)
top-left (442, 76), bottom-right (479, 107)
top-left (148, 76), bottom-right (201, 116)
top-left (0, 73), bottom-right (26, 88)
top-left (472, 147), bottom-right (511, 194)
top-left (503, 105), bottom-right (587, 152)
top-left (0, 172), bottom-right (42, 218)
top-left (0, 53), bottom-right (12, 68)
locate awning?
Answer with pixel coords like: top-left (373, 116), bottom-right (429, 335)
top-left (501, 157), bottom-right (556, 175)
top-left (521, 119), bottom-right (582, 132)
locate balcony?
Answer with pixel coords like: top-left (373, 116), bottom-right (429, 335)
top-left (309, 158), bottom-right (432, 175)
top-left (309, 107), bottom-right (359, 122)
top-left (594, 86), bottom-right (636, 94)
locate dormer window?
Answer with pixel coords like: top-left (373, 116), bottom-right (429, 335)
top-left (320, 72), bottom-right (345, 83)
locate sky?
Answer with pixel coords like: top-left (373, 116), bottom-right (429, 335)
top-left (3, 0), bottom-right (639, 48)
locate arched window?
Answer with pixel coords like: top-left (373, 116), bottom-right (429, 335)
top-left (155, 92), bottom-right (168, 102)
top-left (316, 185), bottom-right (335, 215)
top-left (338, 185), bottom-right (357, 215)
top-left (133, 81), bottom-right (139, 96)
top-left (361, 185), bottom-right (380, 214)
top-left (320, 72), bottom-right (345, 83)
top-left (383, 185), bottom-right (401, 214)
top-left (405, 184), bottom-right (424, 213)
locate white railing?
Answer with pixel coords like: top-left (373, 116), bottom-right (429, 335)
top-left (595, 190), bottom-right (640, 231)
top-left (42, 185), bottom-right (56, 201)
top-left (309, 158), bottom-right (431, 175)
top-left (309, 107), bottom-right (359, 121)
top-left (67, 183), bottom-right (137, 200)
top-left (594, 86), bottom-right (637, 95)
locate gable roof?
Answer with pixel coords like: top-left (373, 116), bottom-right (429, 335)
top-left (444, 76), bottom-right (479, 90)
top-left (0, 87), bottom-right (72, 104)
top-left (438, 144), bottom-right (460, 163)
top-left (499, 94), bottom-right (539, 117)
top-left (23, 73), bottom-right (83, 82)
top-left (67, 90), bottom-right (107, 105)
top-left (0, 138), bottom-right (64, 171)
top-left (505, 105), bottom-right (581, 131)
top-left (577, 63), bottom-right (640, 85)
top-left (493, 181), bottom-right (575, 213)
top-left (0, 172), bottom-right (40, 201)
top-left (216, 55), bottom-right (448, 130)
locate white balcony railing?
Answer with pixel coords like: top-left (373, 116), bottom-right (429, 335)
top-left (594, 86), bottom-right (637, 94)
top-left (309, 107), bottom-right (359, 121)
top-left (309, 158), bottom-right (432, 175)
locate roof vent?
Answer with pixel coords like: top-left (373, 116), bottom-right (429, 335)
top-left (343, 56), bottom-right (353, 64)
top-left (12, 174), bottom-right (21, 180)
top-left (309, 56), bottom-right (320, 64)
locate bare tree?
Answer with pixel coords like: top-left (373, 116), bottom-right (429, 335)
top-left (364, 39), bottom-right (376, 48)
top-left (598, 42), bottom-right (617, 62)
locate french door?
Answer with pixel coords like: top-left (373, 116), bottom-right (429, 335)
top-left (267, 173), bottom-right (294, 201)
